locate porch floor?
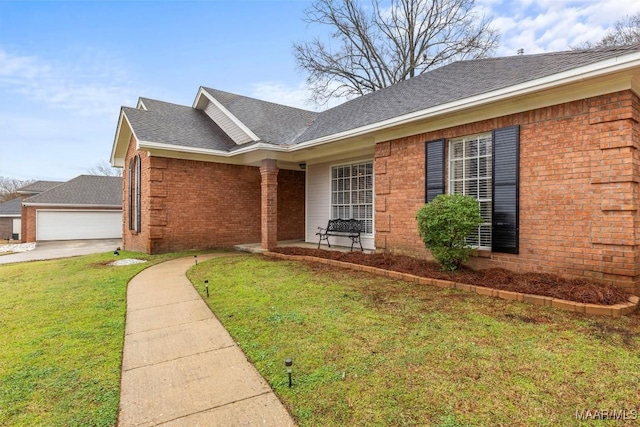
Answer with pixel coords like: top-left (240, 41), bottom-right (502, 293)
top-left (234, 239), bottom-right (371, 254)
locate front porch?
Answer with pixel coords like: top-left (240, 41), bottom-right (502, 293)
top-left (235, 239), bottom-right (374, 254)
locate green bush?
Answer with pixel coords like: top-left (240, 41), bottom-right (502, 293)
top-left (416, 194), bottom-right (483, 272)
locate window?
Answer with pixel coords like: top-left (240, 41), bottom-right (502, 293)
top-left (449, 133), bottom-right (492, 249)
top-left (331, 161), bottom-right (373, 234)
top-left (128, 154), bottom-right (141, 232)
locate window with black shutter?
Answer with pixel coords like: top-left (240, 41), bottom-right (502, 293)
top-left (425, 139), bottom-right (444, 203)
top-left (424, 126), bottom-right (519, 254)
top-left (492, 126), bottom-right (519, 254)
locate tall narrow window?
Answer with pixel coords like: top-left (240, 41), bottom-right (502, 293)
top-left (449, 133), bottom-right (492, 249)
top-left (134, 154), bottom-right (141, 232)
top-left (331, 161), bottom-right (373, 234)
top-left (128, 155), bottom-right (141, 232)
top-left (128, 158), bottom-right (134, 230)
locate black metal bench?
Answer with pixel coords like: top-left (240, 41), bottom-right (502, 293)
top-left (316, 218), bottom-right (364, 251)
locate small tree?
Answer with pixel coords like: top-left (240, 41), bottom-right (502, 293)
top-left (416, 194), bottom-right (482, 272)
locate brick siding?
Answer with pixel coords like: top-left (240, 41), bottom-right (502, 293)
top-left (122, 137), bottom-right (305, 254)
top-left (375, 90), bottom-right (640, 293)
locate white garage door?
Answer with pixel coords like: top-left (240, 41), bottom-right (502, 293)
top-left (37, 210), bottom-right (122, 241)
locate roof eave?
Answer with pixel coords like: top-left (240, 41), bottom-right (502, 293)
top-left (21, 203), bottom-right (122, 208)
top-left (138, 139), bottom-right (288, 157)
top-left (291, 51), bottom-right (640, 150)
top-left (110, 109), bottom-right (138, 168)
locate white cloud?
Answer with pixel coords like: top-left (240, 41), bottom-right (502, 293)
top-left (250, 80), bottom-right (350, 111)
top-left (0, 48), bottom-right (138, 118)
top-left (486, 0), bottom-right (640, 55)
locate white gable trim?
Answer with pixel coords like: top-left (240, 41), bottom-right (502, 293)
top-left (110, 110), bottom-right (140, 168)
top-left (193, 88), bottom-right (260, 144)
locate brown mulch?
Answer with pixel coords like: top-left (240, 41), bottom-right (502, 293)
top-left (271, 247), bottom-right (633, 306)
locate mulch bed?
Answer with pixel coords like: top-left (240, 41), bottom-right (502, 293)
top-left (271, 247), bottom-right (632, 305)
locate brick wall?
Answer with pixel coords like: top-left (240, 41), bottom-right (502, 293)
top-left (0, 218), bottom-right (12, 240)
top-left (122, 137), bottom-right (305, 253)
top-left (122, 136), bottom-right (151, 252)
top-left (375, 90), bottom-right (640, 293)
top-left (277, 168), bottom-right (305, 241)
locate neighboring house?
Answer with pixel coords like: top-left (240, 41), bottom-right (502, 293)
top-left (0, 198), bottom-right (23, 240)
top-left (20, 175), bottom-right (123, 242)
top-left (16, 180), bottom-right (64, 199)
top-left (111, 44), bottom-right (640, 293)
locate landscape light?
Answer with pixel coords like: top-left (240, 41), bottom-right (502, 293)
top-left (285, 358), bottom-right (293, 387)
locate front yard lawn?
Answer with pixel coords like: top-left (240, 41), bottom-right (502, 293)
top-left (0, 251), bottom-right (200, 427)
top-left (188, 255), bottom-right (640, 427)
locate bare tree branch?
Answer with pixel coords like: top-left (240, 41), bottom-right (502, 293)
top-left (0, 177), bottom-right (35, 203)
top-left (294, 0), bottom-right (499, 105)
top-left (86, 160), bottom-right (122, 177)
top-left (573, 12), bottom-right (640, 49)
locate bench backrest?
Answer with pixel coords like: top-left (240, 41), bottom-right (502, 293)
top-left (327, 218), bottom-right (364, 233)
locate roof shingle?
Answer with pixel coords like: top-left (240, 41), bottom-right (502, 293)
top-left (293, 44), bottom-right (640, 143)
top-left (124, 98), bottom-right (237, 151)
top-left (0, 198), bottom-right (22, 216)
top-left (24, 175), bottom-right (122, 206)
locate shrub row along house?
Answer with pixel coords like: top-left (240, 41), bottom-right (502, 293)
top-left (110, 44), bottom-right (640, 293)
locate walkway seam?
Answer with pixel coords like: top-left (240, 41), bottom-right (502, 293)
top-left (118, 254), bottom-right (296, 427)
top-left (154, 391), bottom-right (274, 426)
top-left (122, 344), bottom-right (237, 373)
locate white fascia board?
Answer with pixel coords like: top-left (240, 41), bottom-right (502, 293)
top-left (290, 53), bottom-right (640, 151)
top-left (138, 139), bottom-right (288, 157)
top-left (0, 214), bottom-right (20, 218)
top-left (23, 203), bottom-right (122, 208)
top-left (110, 111), bottom-right (140, 167)
top-left (136, 99), bottom-right (148, 110)
top-left (194, 88), bottom-right (260, 142)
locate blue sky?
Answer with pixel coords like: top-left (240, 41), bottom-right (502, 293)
top-left (1, 0), bottom-right (639, 181)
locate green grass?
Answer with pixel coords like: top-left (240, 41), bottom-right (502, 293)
top-left (0, 250), bottom-right (205, 427)
top-left (188, 255), bottom-right (640, 427)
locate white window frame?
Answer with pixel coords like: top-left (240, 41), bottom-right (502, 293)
top-left (330, 160), bottom-right (374, 235)
top-left (448, 133), bottom-right (492, 250)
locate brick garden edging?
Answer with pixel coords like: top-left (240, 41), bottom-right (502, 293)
top-left (264, 252), bottom-right (639, 318)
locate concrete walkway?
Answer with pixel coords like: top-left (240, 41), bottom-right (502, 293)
top-left (118, 254), bottom-right (295, 427)
top-left (0, 239), bottom-right (122, 265)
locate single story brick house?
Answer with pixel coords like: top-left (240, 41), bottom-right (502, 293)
top-left (0, 198), bottom-right (23, 240)
top-left (20, 176), bottom-right (123, 242)
top-left (111, 44), bottom-right (640, 293)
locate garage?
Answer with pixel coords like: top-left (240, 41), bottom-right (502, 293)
top-left (37, 210), bottom-right (122, 241)
top-left (21, 175), bottom-right (123, 243)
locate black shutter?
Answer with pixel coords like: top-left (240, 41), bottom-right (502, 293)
top-left (492, 126), bottom-right (519, 254)
top-left (425, 139), bottom-right (445, 203)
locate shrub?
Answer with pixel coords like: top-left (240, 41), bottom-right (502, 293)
top-left (416, 194), bottom-right (483, 272)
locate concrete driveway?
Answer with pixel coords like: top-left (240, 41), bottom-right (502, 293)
top-left (0, 239), bottom-right (122, 265)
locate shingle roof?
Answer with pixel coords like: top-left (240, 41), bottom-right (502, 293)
top-left (24, 175), bottom-right (122, 206)
top-left (17, 180), bottom-right (63, 194)
top-left (201, 88), bottom-right (318, 145)
top-left (0, 197), bottom-right (22, 216)
top-left (123, 98), bottom-right (237, 151)
top-left (119, 44), bottom-right (640, 153)
top-left (293, 44), bottom-right (640, 143)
